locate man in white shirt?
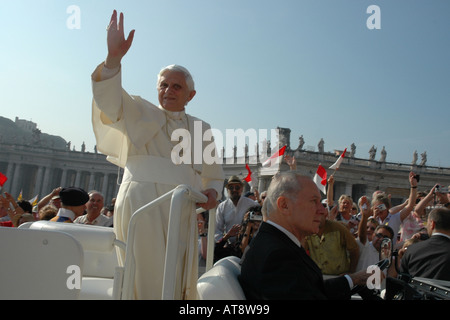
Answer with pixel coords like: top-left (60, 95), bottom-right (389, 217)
top-left (215, 176), bottom-right (257, 243)
top-left (74, 191), bottom-right (112, 227)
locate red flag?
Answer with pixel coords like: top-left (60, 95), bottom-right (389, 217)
top-left (313, 165), bottom-right (327, 194)
top-left (329, 148), bottom-right (347, 170)
top-left (262, 145), bottom-right (287, 167)
top-left (244, 163), bottom-right (252, 182)
top-left (0, 172), bottom-right (7, 187)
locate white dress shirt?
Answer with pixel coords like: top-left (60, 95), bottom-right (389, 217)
top-left (215, 196), bottom-right (258, 242)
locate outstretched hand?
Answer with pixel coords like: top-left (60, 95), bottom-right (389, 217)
top-left (105, 10), bottom-right (135, 69)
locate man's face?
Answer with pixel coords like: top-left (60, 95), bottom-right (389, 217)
top-left (158, 70), bottom-right (196, 112)
top-left (227, 183), bottom-right (243, 202)
top-left (286, 178), bottom-right (327, 238)
top-left (86, 192), bottom-right (104, 215)
top-left (372, 227), bottom-right (392, 251)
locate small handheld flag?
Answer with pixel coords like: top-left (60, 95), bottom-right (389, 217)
top-left (313, 165), bottom-right (327, 194)
top-left (329, 148), bottom-right (347, 170)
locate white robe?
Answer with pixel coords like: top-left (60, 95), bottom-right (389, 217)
top-left (91, 63), bottom-right (224, 299)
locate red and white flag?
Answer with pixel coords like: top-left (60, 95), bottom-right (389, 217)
top-left (244, 163), bottom-right (258, 189)
top-left (329, 148), bottom-right (347, 170)
top-left (313, 165), bottom-right (327, 194)
top-left (262, 145), bottom-right (287, 168)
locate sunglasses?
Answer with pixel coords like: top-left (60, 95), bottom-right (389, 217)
top-left (228, 185), bottom-right (241, 191)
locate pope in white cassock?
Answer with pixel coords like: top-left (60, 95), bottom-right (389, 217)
top-left (91, 11), bottom-right (224, 299)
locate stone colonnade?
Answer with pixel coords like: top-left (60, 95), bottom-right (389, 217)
top-left (0, 143), bottom-right (119, 204)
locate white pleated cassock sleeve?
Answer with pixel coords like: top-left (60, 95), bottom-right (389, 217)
top-left (91, 62), bottom-right (224, 299)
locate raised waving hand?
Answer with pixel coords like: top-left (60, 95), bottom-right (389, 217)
top-left (105, 10), bottom-right (135, 69)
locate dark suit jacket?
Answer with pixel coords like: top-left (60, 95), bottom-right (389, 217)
top-left (239, 222), bottom-right (351, 300)
top-left (400, 234), bottom-right (450, 281)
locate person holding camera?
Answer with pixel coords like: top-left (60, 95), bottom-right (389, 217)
top-left (435, 184), bottom-right (450, 208)
top-left (238, 205), bottom-right (263, 254)
top-left (213, 176), bottom-right (257, 262)
top-left (213, 205), bottom-right (263, 262)
top-left (372, 172), bottom-right (418, 246)
top-left (356, 196), bottom-right (395, 271)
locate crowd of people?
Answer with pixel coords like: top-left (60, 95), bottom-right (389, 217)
top-left (203, 155), bottom-right (450, 299)
top-left (0, 187), bottom-right (115, 228)
top-left (1, 157), bottom-right (450, 299)
top-left (235, 169), bottom-right (450, 299)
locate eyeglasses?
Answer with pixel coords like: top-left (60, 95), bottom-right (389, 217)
top-left (375, 233), bottom-right (389, 239)
top-left (228, 185), bottom-right (241, 191)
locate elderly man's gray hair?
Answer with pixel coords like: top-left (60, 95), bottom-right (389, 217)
top-left (157, 64), bottom-right (195, 91)
top-left (263, 171), bottom-right (305, 218)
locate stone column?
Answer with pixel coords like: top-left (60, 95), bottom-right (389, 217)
top-left (344, 183), bottom-right (353, 197)
top-left (60, 169), bottom-right (68, 187)
top-left (88, 172), bottom-right (95, 191)
top-left (74, 170), bottom-right (81, 187)
top-left (34, 166), bottom-right (44, 197)
top-left (5, 162), bottom-right (14, 190)
top-left (41, 166), bottom-right (51, 197)
top-left (11, 163), bottom-right (21, 197)
top-left (102, 173), bottom-right (109, 196)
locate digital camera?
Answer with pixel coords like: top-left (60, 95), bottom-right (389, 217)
top-left (249, 212), bottom-right (263, 222)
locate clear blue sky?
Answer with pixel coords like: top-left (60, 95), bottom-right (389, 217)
top-left (1, 0), bottom-right (449, 167)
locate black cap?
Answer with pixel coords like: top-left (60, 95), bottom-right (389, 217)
top-left (59, 187), bottom-right (89, 206)
top-left (244, 191), bottom-right (254, 197)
